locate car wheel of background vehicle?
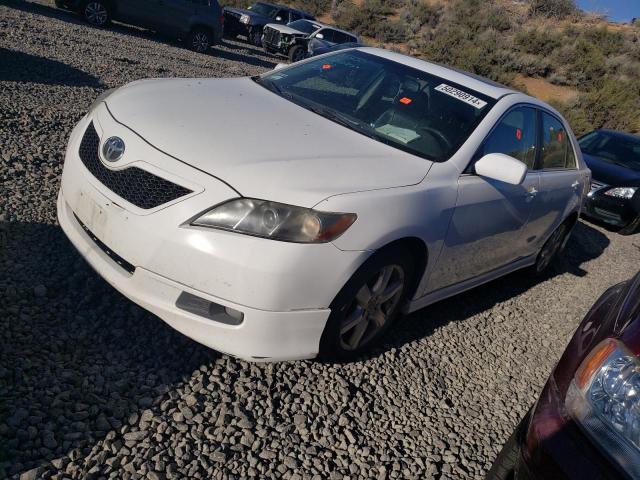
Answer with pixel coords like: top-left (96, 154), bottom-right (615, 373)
top-left (618, 216), bottom-right (640, 236)
top-left (188, 28), bottom-right (212, 53)
top-left (319, 247), bottom-right (415, 362)
top-left (83, 1), bottom-right (110, 26)
top-left (248, 27), bottom-right (263, 47)
top-left (533, 222), bottom-right (568, 274)
top-left (288, 45), bottom-right (307, 63)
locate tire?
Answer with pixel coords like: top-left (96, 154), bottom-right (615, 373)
top-left (319, 247), bottom-right (415, 362)
top-left (619, 216), bottom-right (640, 236)
top-left (248, 27), bottom-right (263, 47)
top-left (188, 27), bottom-right (212, 53)
top-left (532, 222), bottom-right (569, 274)
top-left (486, 428), bottom-right (519, 480)
top-left (82, 1), bottom-right (110, 26)
top-left (288, 44), bottom-right (307, 63)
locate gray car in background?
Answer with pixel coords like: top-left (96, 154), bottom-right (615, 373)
top-left (54, 0), bottom-right (224, 52)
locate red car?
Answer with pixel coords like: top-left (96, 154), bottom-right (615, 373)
top-left (489, 271), bottom-right (640, 479)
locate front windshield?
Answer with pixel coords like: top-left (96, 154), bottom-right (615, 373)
top-left (579, 131), bottom-right (640, 171)
top-left (248, 2), bottom-right (278, 17)
top-left (287, 20), bottom-right (320, 34)
top-left (255, 50), bottom-right (495, 162)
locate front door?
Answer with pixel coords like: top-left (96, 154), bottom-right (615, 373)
top-left (428, 106), bottom-right (540, 291)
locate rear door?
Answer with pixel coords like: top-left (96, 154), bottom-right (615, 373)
top-left (527, 110), bottom-right (583, 246)
top-left (429, 106), bottom-right (540, 290)
top-left (155, 0), bottom-right (199, 36)
top-left (116, 0), bottom-right (157, 27)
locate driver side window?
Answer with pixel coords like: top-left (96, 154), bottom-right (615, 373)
top-left (478, 106), bottom-right (537, 169)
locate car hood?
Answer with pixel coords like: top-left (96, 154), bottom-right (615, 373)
top-left (104, 78), bottom-right (432, 207)
top-left (266, 23), bottom-right (308, 35)
top-left (583, 153), bottom-right (640, 186)
top-left (224, 7), bottom-right (270, 22)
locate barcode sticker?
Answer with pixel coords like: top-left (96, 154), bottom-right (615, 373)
top-left (435, 84), bottom-right (487, 109)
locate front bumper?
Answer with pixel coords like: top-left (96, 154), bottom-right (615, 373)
top-left (56, 107), bottom-right (370, 361)
top-left (583, 192), bottom-right (638, 228)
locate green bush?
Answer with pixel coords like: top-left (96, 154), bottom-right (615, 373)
top-left (529, 0), bottom-right (576, 19)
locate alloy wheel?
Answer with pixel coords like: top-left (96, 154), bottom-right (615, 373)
top-left (192, 32), bottom-right (210, 52)
top-left (536, 225), bottom-right (566, 273)
top-left (85, 2), bottom-right (108, 25)
top-left (339, 264), bottom-right (405, 351)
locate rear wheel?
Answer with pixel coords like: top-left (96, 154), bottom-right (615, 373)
top-left (82, 1), bottom-right (110, 26)
top-left (188, 27), bottom-right (212, 53)
top-left (288, 44), bottom-right (307, 63)
top-left (533, 222), bottom-right (568, 274)
top-left (319, 248), bottom-right (414, 361)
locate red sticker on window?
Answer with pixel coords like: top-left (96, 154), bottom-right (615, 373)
top-left (516, 128), bottom-right (522, 140)
top-left (399, 97), bottom-right (412, 105)
top-left (322, 64), bottom-right (332, 70)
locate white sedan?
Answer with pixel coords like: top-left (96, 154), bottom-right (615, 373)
top-left (57, 48), bottom-right (589, 361)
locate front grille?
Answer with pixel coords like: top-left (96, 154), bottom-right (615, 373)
top-left (263, 27), bottom-right (281, 45)
top-left (78, 122), bottom-right (192, 210)
top-left (74, 213), bottom-right (136, 274)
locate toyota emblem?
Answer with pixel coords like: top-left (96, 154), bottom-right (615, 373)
top-left (102, 136), bottom-right (125, 162)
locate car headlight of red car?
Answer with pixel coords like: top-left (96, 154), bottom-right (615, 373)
top-left (566, 338), bottom-right (640, 478)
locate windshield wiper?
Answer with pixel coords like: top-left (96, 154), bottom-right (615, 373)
top-left (305, 104), bottom-right (380, 139)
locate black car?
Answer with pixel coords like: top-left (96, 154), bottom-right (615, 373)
top-left (223, 2), bottom-right (314, 46)
top-left (580, 130), bottom-right (640, 235)
top-left (54, 0), bottom-right (224, 52)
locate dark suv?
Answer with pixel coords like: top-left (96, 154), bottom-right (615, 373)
top-left (223, 2), bottom-right (314, 46)
top-left (54, 0), bottom-right (224, 52)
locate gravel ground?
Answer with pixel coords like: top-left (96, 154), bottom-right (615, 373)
top-left (1, 2), bottom-right (640, 479)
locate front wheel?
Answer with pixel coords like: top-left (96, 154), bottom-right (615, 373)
top-left (288, 45), bottom-right (307, 63)
top-left (619, 216), bottom-right (640, 236)
top-left (188, 27), bottom-right (212, 53)
top-left (82, 1), bottom-right (110, 26)
top-left (248, 27), bottom-right (263, 47)
top-left (319, 248), bottom-right (414, 361)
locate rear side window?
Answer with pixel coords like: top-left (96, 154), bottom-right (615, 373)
top-left (539, 112), bottom-right (574, 169)
top-left (289, 11), bottom-right (301, 22)
top-left (479, 106), bottom-right (537, 169)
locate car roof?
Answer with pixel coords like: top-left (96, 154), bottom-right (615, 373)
top-left (312, 23), bottom-right (358, 37)
top-left (357, 47), bottom-right (518, 100)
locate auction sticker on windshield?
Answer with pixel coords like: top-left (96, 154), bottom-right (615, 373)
top-left (435, 84), bottom-right (487, 109)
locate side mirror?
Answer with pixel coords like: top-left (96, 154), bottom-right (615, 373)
top-left (315, 33), bottom-right (324, 40)
top-left (475, 153), bottom-right (527, 185)
top-left (274, 63), bottom-right (287, 70)
top-left (275, 16), bottom-right (283, 21)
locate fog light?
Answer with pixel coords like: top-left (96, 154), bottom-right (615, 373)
top-left (176, 292), bottom-right (244, 326)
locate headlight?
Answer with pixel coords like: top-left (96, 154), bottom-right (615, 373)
top-left (566, 339), bottom-right (640, 478)
top-left (88, 88), bottom-right (116, 113)
top-left (240, 14), bottom-right (250, 24)
top-left (190, 198), bottom-right (356, 243)
top-left (605, 187), bottom-right (637, 199)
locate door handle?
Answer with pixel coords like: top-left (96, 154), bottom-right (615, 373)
top-left (571, 181), bottom-right (580, 189)
top-left (528, 187), bottom-right (538, 196)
